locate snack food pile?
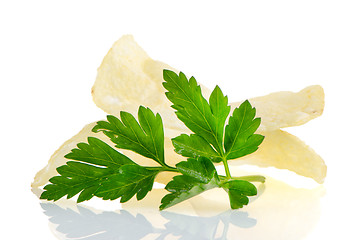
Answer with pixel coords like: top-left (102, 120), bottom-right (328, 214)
top-left (32, 35), bottom-right (326, 195)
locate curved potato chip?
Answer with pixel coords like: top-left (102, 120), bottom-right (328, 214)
top-left (240, 85), bottom-right (324, 132)
top-left (157, 129), bottom-right (327, 184)
top-left (92, 35), bottom-right (324, 136)
top-left (32, 122), bottom-right (100, 189)
top-left (229, 130), bottom-right (327, 184)
top-left (31, 121), bottom-right (182, 189)
top-left (92, 35), bottom-right (210, 137)
top-left (92, 35), bottom-right (173, 118)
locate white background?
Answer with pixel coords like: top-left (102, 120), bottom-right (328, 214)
top-left (1, 0), bottom-right (362, 239)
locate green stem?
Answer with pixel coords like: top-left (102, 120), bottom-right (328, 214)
top-left (164, 166), bottom-right (178, 172)
top-left (220, 175), bottom-right (266, 183)
top-left (221, 158), bottom-right (231, 179)
top-left (233, 175), bottom-right (266, 183)
top-left (146, 166), bottom-right (179, 172)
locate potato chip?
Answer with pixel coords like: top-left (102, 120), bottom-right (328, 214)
top-left (142, 129), bottom-right (327, 184)
top-left (92, 35), bottom-right (174, 119)
top-left (31, 121), bottom-right (182, 188)
top-left (92, 35), bottom-right (211, 137)
top-left (242, 85), bottom-right (324, 132)
top-left (229, 130), bottom-right (327, 184)
top-left (92, 35), bottom-right (324, 136)
top-left (32, 122), bottom-right (101, 189)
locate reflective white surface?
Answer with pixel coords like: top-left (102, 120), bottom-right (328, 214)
top-left (36, 175), bottom-right (325, 240)
top-left (41, 203), bottom-right (257, 239)
top-left (2, 0), bottom-right (362, 239)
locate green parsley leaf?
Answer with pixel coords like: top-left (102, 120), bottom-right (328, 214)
top-left (172, 134), bottom-right (222, 163)
top-left (209, 85), bottom-right (231, 144)
top-left (163, 70), bottom-right (229, 155)
top-left (93, 106), bottom-right (165, 166)
top-left (162, 70), bottom-right (264, 209)
top-left (40, 137), bottom-right (135, 202)
top-left (159, 157), bottom-right (220, 210)
top-left (163, 70), bottom-right (264, 178)
top-left (224, 100), bottom-right (265, 160)
top-left (41, 107), bottom-right (173, 204)
top-left (222, 180), bottom-right (257, 209)
top-left (41, 69), bottom-right (265, 211)
top-left (95, 164), bottom-right (160, 202)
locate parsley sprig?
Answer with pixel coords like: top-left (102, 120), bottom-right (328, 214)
top-left (41, 70), bottom-right (265, 210)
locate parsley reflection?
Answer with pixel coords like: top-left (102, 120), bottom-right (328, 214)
top-left (41, 203), bottom-right (256, 239)
top-left (39, 175), bottom-right (324, 239)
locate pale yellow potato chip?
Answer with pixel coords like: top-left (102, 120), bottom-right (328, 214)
top-left (229, 130), bottom-right (327, 184)
top-left (92, 35), bottom-right (211, 137)
top-left (32, 122), bottom-right (101, 189)
top-left (92, 35), bottom-right (173, 118)
top-left (153, 129), bottom-right (327, 184)
top-left (243, 85), bottom-right (324, 132)
top-left (92, 35), bottom-right (324, 136)
top-left (31, 121), bottom-right (181, 189)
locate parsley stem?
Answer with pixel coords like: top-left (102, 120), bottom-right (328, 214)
top-left (233, 175), bottom-right (265, 183)
top-left (164, 166), bottom-right (178, 172)
top-left (220, 175), bottom-right (266, 183)
top-left (221, 158), bottom-right (232, 179)
top-left (145, 166), bottom-right (178, 172)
